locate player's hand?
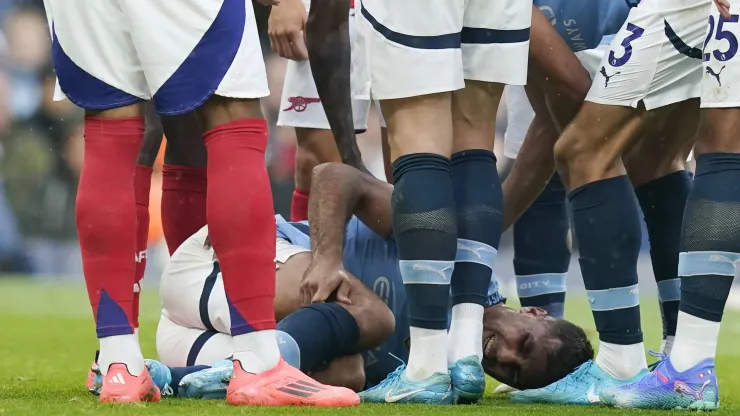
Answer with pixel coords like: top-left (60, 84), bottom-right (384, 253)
top-left (300, 258), bottom-right (353, 306)
top-left (715, 0), bottom-right (731, 18)
top-left (268, 0), bottom-right (309, 61)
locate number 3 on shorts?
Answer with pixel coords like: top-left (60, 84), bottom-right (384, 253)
top-left (609, 23), bottom-right (645, 67)
top-left (704, 14), bottom-right (740, 62)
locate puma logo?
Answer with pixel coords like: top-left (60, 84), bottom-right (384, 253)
top-left (600, 66), bottom-right (621, 87)
top-left (457, 242), bottom-right (495, 259)
top-left (706, 66), bottom-right (726, 86)
top-left (412, 264), bottom-right (452, 280)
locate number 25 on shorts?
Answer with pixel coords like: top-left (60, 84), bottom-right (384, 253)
top-left (704, 14), bottom-right (739, 62)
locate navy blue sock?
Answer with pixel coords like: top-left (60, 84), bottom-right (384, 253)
top-left (450, 150), bottom-right (502, 306)
top-left (679, 154), bottom-right (740, 323)
top-left (170, 365), bottom-right (210, 395)
top-left (514, 174), bottom-right (570, 318)
top-left (635, 171), bottom-right (690, 341)
top-left (276, 303), bottom-right (360, 372)
top-left (570, 175), bottom-right (643, 345)
top-left (392, 153), bottom-right (456, 330)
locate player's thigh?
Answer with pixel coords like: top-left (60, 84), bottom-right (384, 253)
top-left (120, 0), bottom-right (269, 117)
top-left (156, 314), bottom-right (232, 367)
top-left (587, 0), bottom-right (708, 111)
top-left (462, 0), bottom-right (531, 86)
top-left (698, 1), bottom-right (740, 154)
top-left (45, 0), bottom-right (148, 112)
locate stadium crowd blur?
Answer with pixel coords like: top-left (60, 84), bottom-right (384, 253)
top-left (0, 0), bottom-right (529, 278)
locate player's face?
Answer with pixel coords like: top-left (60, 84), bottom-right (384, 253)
top-left (480, 306), bottom-right (562, 389)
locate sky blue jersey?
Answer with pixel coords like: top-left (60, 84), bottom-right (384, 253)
top-left (535, 0), bottom-right (630, 51)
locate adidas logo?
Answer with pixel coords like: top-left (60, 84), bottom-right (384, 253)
top-left (108, 373), bottom-right (126, 385)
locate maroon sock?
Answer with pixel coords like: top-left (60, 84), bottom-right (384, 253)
top-left (161, 165), bottom-right (207, 255)
top-left (77, 116), bottom-right (143, 337)
top-left (290, 190), bottom-right (310, 222)
top-left (132, 164), bottom-right (152, 329)
top-left (204, 119), bottom-right (276, 335)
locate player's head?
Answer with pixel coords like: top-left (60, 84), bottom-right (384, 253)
top-left (480, 305), bottom-right (593, 390)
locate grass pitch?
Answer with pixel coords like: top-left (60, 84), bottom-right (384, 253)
top-left (2, 278), bottom-right (740, 415)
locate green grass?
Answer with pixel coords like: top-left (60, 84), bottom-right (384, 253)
top-left (2, 278), bottom-right (740, 415)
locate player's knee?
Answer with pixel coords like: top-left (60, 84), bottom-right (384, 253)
top-left (346, 289), bottom-right (395, 351)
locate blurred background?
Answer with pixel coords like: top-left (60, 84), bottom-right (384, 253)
top-left (5, 0), bottom-right (735, 311)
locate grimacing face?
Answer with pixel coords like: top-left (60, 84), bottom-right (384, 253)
top-left (481, 306), bottom-right (563, 390)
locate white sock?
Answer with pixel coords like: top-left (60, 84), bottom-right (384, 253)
top-left (595, 341), bottom-right (647, 380)
top-left (406, 327), bottom-right (448, 382)
top-left (232, 329), bottom-right (281, 374)
top-left (660, 335), bottom-right (675, 356)
top-left (98, 334), bottom-right (145, 376)
top-left (447, 303), bottom-right (484, 364)
top-left (669, 311), bottom-right (720, 372)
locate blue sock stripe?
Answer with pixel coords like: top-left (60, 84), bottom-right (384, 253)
top-left (515, 273), bottom-right (567, 298)
top-left (400, 260), bottom-right (455, 285)
top-left (678, 251), bottom-right (740, 277)
top-left (455, 238), bottom-right (497, 268)
top-left (587, 284), bottom-right (640, 311)
top-left (657, 278), bottom-right (681, 302)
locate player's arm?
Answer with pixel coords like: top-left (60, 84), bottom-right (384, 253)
top-left (305, 0), bottom-right (368, 172)
top-left (528, 5), bottom-right (591, 103)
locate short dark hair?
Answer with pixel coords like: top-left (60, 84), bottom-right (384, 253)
top-left (543, 319), bottom-right (594, 385)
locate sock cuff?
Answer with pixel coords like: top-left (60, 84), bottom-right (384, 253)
top-left (392, 153), bottom-right (451, 182)
top-left (634, 170), bottom-right (690, 200)
top-left (450, 149), bottom-right (496, 165)
top-left (293, 189), bottom-right (309, 198)
top-left (695, 153), bottom-right (740, 177)
top-left (568, 175), bottom-right (633, 208)
top-left (305, 303), bottom-right (361, 349)
top-left (84, 116), bottom-right (144, 142)
top-left (162, 165), bottom-right (207, 192)
top-left (134, 165), bottom-right (153, 206)
top-left (203, 119), bottom-right (268, 151)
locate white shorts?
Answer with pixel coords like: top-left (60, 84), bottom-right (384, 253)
top-left (277, 2), bottom-right (386, 130)
top-left (586, 0), bottom-right (710, 111)
top-left (357, 0), bottom-right (532, 100)
top-left (156, 226), bottom-right (309, 366)
top-left (504, 45), bottom-right (610, 159)
top-left (44, 0), bottom-right (268, 115)
top-left (701, 2), bottom-right (740, 108)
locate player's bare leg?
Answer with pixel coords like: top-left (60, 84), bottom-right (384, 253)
top-left (447, 81), bottom-right (505, 403)
top-left (193, 96), bottom-right (358, 406)
top-left (625, 99), bottom-right (698, 356)
top-left (292, 128), bottom-right (341, 221)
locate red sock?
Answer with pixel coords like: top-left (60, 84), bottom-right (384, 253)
top-left (132, 164), bottom-right (152, 330)
top-left (290, 190), bottom-right (310, 222)
top-left (204, 119), bottom-right (276, 335)
top-left (161, 165), bottom-right (207, 255)
top-left (77, 116), bottom-right (143, 338)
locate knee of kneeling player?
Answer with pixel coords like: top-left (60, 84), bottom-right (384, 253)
top-left (346, 291), bottom-right (395, 351)
top-left (311, 354), bottom-right (366, 392)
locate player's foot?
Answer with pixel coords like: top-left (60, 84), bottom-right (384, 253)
top-left (358, 365), bottom-right (454, 405)
top-left (600, 357), bottom-right (719, 410)
top-left (90, 360), bottom-right (173, 397)
top-left (510, 360), bottom-right (646, 405)
top-left (449, 355), bottom-right (485, 404)
top-left (179, 361), bottom-right (233, 400)
top-left (226, 358), bottom-right (359, 407)
top-left (492, 384), bottom-right (518, 395)
top-left (99, 363), bottom-right (161, 403)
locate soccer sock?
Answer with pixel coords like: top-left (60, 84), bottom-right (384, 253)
top-left (570, 176), bottom-right (646, 379)
top-left (670, 154), bottom-right (740, 372)
top-left (449, 150), bottom-right (502, 363)
top-left (169, 365), bottom-right (210, 396)
top-left (161, 165), bottom-right (207, 255)
top-left (513, 174), bottom-right (570, 319)
top-left (132, 165), bottom-right (152, 330)
top-left (290, 189), bottom-right (310, 222)
top-left (77, 116), bottom-right (144, 376)
top-left (392, 153), bottom-right (456, 381)
top-left (276, 303), bottom-right (360, 372)
top-left (635, 171), bottom-right (690, 354)
top-left (204, 119), bottom-right (280, 374)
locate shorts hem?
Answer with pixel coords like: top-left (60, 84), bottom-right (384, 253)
top-left (700, 102), bottom-right (740, 109)
top-left (584, 96), bottom-right (640, 109)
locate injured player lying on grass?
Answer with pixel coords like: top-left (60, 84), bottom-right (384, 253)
top-left (89, 163), bottom-right (594, 400)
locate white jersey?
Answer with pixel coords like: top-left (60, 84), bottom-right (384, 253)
top-left (44, 0), bottom-right (268, 115)
top-left (586, 0), bottom-right (711, 110)
top-left (356, 0), bottom-right (532, 100)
